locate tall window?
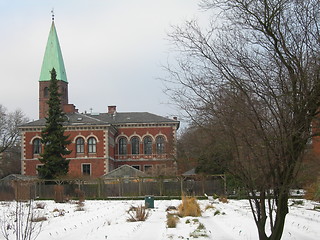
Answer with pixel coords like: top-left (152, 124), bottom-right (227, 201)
top-left (44, 87), bottom-right (49, 97)
top-left (88, 137), bottom-right (96, 153)
top-left (156, 136), bottom-right (165, 154)
top-left (33, 138), bottom-right (42, 154)
top-left (131, 137), bottom-right (140, 155)
top-left (119, 137), bottom-right (127, 155)
top-left (143, 136), bottom-right (152, 155)
top-left (82, 164), bottom-right (91, 175)
top-left (76, 137), bottom-right (84, 153)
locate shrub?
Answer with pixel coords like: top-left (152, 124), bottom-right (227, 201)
top-left (35, 202), bottom-right (46, 209)
top-left (75, 201), bottom-right (85, 211)
top-left (74, 188), bottom-right (85, 203)
top-left (54, 185), bottom-right (65, 203)
top-left (178, 196), bottom-right (201, 217)
top-left (31, 216), bottom-right (47, 222)
top-left (127, 205), bottom-right (149, 222)
top-left (189, 221), bottom-right (208, 238)
top-left (305, 181), bottom-right (320, 202)
top-left (205, 204), bottom-right (215, 211)
top-left (218, 195), bottom-right (229, 203)
top-left (291, 200), bottom-right (304, 206)
top-left (167, 213), bottom-right (179, 228)
top-left (214, 210), bottom-right (221, 216)
top-left (53, 208), bottom-right (65, 216)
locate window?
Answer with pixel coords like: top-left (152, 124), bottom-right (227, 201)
top-left (132, 165), bottom-right (140, 170)
top-left (82, 164), bottom-right (91, 175)
top-left (44, 87), bottom-right (49, 97)
top-left (131, 137), bottom-right (140, 155)
top-left (76, 137), bottom-right (84, 153)
top-left (156, 136), bottom-right (165, 154)
top-left (88, 137), bottom-right (96, 153)
top-left (119, 137), bottom-right (127, 155)
top-left (33, 138), bottom-right (42, 154)
top-left (143, 136), bottom-right (152, 155)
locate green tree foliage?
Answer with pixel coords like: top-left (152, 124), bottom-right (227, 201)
top-left (38, 68), bottom-right (71, 179)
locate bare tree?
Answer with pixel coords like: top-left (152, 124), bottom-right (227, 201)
top-left (1, 199), bottom-right (43, 240)
top-left (165, 0), bottom-right (320, 239)
top-left (0, 105), bottom-right (28, 154)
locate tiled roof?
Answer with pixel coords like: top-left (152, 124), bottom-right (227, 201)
top-left (20, 112), bottom-right (179, 128)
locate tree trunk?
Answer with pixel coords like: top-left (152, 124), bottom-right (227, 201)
top-left (269, 193), bottom-right (289, 240)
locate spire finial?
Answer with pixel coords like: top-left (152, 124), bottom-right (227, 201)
top-left (51, 8), bottom-right (55, 21)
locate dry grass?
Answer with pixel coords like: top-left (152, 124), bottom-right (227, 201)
top-left (31, 216), bottom-right (47, 222)
top-left (218, 196), bottom-right (229, 203)
top-left (204, 204), bottom-right (215, 211)
top-left (53, 208), bottom-right (66, 216)
top-left (166, 213), bottom-right (179, 228)
top-left (127, 205), bottom-right (149, 222)
top-left (178, 196), bottom-right (201, 217)
top-left (75, 201), bottom-right (85, 211)
top-left (35, 202), bottom-right (46, 209)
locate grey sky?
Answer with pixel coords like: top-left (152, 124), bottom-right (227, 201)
top-left (0, 0), bottom-right (209, 123)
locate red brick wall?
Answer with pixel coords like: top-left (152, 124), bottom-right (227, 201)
top-left (39, 81), bottom-right (69, 119)
top-left (22, 123), bottom-right (177, 177)
top-left (115, 126), bottom-right (176, 157)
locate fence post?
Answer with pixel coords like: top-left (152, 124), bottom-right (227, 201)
top-left (118, 178), bottom-right (122, 196)
top-left (138, 178), bottom-right (142, 196)
top-left (180, 177), bottom-right (184, 196)
top-left (159, 177), bottom-right (163, 196)
top-left (223, 174), bottom-right (227, 195)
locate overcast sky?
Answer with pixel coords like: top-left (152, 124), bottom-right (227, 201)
top-left (0, 0), bottom-right (210, 124)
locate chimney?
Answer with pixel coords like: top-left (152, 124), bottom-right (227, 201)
top-left (108, 105), bottom-right (117, 114)
top-left (173, 116), bottom-right (178, 120)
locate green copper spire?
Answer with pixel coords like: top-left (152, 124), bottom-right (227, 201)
top-left (39, 20), bottom-right (67, 82)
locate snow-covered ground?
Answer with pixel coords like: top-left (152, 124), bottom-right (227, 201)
top-left (0, 199), bottom-right (319, 240)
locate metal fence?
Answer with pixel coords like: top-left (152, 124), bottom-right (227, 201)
top-left (0, 175), bottom-right (226, 201)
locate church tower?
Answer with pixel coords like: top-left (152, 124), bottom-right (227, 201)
top-left (39, 16), bottom-right (76, 119)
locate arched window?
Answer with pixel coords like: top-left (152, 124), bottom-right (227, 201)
top-left (143, 136), bottom-right (152, 155)
top-left (156, 136), bottom-right (165, 154)
top-left (76, 137), bottom-right (84, 153)
top-left (88, 137), bottom-right (97, 153)
top-left (119, 137), bottom-right (127, 155)
top-left (44, 87), bottom-right (49, 97)
top-left (131, 137), bottom-right (140, 155)
top-left (33, 138), bottom-right (42, 154)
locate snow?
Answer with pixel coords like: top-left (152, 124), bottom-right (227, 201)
top-left (0, 199), bottom-right (319, 240)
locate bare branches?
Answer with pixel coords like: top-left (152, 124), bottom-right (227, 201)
top-left (165, 0), bottom-right (320, 239)
top-left (0, 105), bottom-right (28, 154)
top-left (1, 199), bottom-right (43, 240)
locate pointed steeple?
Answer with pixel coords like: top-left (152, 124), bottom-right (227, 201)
top-left (39, 19), bottom-right (67, 82)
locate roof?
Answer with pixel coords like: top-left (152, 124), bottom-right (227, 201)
top-left (182, 168), bottom-right (196, 176)
top-left (39, 21), bottom-right (67, 83)
top-left (20, 112), bottom-right (180, 128)
top-left (101, 165), bottom-right (147, 178)
top-left (0, 174), bottom-right (38, 182)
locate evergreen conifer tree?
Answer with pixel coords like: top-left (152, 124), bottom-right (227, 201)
top-left (37, 68), bottom-right (71, 179)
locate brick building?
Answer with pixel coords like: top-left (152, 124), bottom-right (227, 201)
top-left (20, 19), bottom-right (179, 178)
